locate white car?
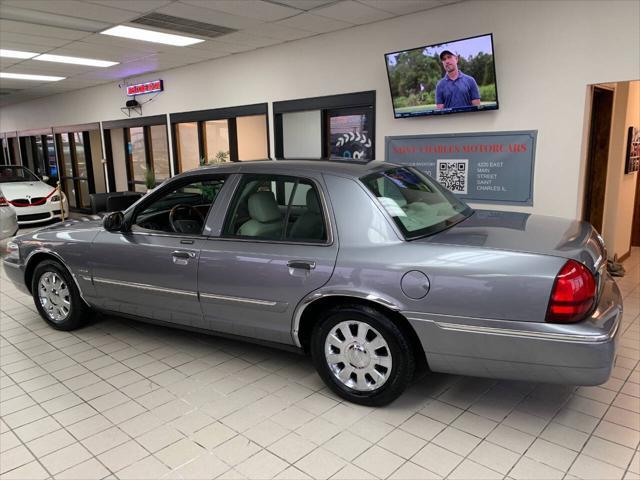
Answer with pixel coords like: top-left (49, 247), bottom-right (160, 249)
top-left (0, 166), bottom-right (68, 225)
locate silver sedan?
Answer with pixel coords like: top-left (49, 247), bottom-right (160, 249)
top-left (0, 205), bottom-right (18, 240)
top-left (2, 160), bottom-right (622, 406)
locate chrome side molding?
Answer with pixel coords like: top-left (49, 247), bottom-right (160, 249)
top-left (200, 292), bottom-right (277, 306)
top-left (93, 277), bottom-right (198, 297)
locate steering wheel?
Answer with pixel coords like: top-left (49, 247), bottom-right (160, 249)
top-left (169, 204), bottom-right (205, 234)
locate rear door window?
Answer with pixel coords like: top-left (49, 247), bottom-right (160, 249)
top-left (223, 174), bottom-right (327, 243)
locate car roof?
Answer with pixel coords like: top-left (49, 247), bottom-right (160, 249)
top-left (191, 159), bottom-right (398, 179)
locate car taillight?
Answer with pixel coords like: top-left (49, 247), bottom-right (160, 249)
top-left (546, 259), bottom-right (596, 323)
top-left (0, 196), bottom-right (8, 206)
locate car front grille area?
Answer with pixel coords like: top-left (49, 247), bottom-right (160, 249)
top-left (10, 197), bottom-right (46, 207)
top-left (17, 211), bottom-right (57, 222)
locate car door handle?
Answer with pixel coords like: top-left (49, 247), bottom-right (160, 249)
top-left (287, 260), bottom-right (316, 270)
top-left (172, 251), bottom-right (195, 259)
top-left (172, 251), bottom-right (196, 265)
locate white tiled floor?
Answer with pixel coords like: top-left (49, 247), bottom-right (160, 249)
top-left (1, 246), bottom-right (638, 480)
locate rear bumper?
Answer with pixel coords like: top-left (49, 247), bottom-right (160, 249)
top-left (405, 272), bottom-right (622, 385)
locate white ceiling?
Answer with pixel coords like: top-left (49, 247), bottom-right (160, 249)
top-left (0, 0), bottom-right (461, 107)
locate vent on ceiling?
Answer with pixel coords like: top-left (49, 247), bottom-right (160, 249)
top-left (131, 13), bottom-right (237, 39)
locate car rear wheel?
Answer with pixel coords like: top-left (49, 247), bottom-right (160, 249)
top-left (311, 304), bottom-right (415, 406)
top-left (32, 260), bottom-right (89, 331)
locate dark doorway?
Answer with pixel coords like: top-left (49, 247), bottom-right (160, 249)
top-left (583, 86), bottom-right (614, 233)
top-left (7, 137), bottom-right (21, 165)
top-left (17, 135), bottom-right (58, 186)
top-left (0, 140), bottom-right (6, 165)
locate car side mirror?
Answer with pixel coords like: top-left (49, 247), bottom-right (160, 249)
top-left (103, 211), bottom-right (125, 232)
top-left (42, 175), bottom-right (50, 182)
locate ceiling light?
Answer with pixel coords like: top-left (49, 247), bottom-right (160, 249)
top-left (0, 72), bottom-right (65, 81)
top-left (100, 25), bottom-right (205, 46)
top-left (35, 54), bottom-right (118, 68)
top-left (0, 49), bottom-right (39, 59)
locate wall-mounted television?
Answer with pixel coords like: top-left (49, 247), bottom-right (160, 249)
top-left (385, 33), bottom-right (498, 118)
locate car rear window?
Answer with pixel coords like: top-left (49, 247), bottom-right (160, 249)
top-left (361, 167), bottom-right (472, 239)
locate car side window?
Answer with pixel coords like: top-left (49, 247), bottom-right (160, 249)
top-left (132, 177), bottom-right (226, 235)
top-left (223, 174), bottom-right (327, 243)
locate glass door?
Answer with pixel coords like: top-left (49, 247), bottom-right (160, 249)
top-left (57, 132), bottom-right (95, 211)
top-left (59, 134), bottom-right (77, 209)
top-left (204, 120), bottom-right (230, 163)
top-left (34, 136), bottom-right (46, 178)
top-left (44, 134), bottom-right (59, 186)
top-left (125, 124), bottom-right (171, 192)
top-left (149, 124), bottom-right (170, 183)
top-left (170, 105), bottom-right (269, 171)
top-left (175, 122), bottom-right (200, 172)
top-left (236, 115), bottom-right (267, 161)
top-left (127, 126), bottom-right (146, 192)
top-left (73, 132), bottom-right (92, 209)
top-left (174, 119), bottom-right (233, 170)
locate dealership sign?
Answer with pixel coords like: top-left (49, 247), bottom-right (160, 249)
top-left (385, 130), bottom-right (537, 206)
top-left (126, 80), bottom-right (163, 96)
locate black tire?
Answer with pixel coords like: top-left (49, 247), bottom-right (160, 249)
top-left (311, 304), bottom-right (415, 406)
top-left (31, 260), bottom-right (90, 331)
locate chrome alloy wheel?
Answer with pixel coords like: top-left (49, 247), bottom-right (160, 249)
top-left (324, 320), bottom-right (393, 391)
top-left (38, 272), bottom-right (71, 322)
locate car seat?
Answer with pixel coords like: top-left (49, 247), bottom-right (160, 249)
top-left (289, 189), bottom-right (324, 240)
top-left (237, 191), bottom-right (283, 238)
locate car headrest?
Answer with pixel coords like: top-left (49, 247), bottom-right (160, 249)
top-left (248, 191), bottom-right (281, 223)
top-left (307, 189), bottom-right (320, 214)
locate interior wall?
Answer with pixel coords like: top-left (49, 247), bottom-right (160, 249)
top-left (0, 0), bottom-right (639, 219)
top-left (602, 81), bottom-right (640, 258)
top-left (283, 111), bottom-right (322, 158)
top-left (109, 128), bottom-right (127, 192)
top-left (89, 129), bottom-right (106, 194)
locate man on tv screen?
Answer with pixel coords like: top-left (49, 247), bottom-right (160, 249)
top-left (435, 50), bottom-right (481, 110)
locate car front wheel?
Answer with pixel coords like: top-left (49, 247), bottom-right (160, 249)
top-left (32, 260), bottom-right (89, 331)
top-left (311, 304), bottom-right (415, 406)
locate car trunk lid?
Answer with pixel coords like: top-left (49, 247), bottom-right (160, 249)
top-left (420, 210), bottom-right (606, 273)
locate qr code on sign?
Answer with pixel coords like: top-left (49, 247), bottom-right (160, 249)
top-left (437, 159), bottom-right (468, 194)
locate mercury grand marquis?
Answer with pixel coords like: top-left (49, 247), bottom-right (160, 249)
top-left (3, 160), bottom-right (622, 405)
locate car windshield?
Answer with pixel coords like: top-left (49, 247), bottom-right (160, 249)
top-left (361, 166), bottom-right (473, 239)
top-left (0, 166), bottom-right (40, 183)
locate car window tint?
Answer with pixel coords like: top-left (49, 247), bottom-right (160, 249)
top-left (132, 177), bottom-right (226, 235)
top-left (223, 174), bottom-right (327, 243)
top-left (362, 167), bottom-right (472, 239)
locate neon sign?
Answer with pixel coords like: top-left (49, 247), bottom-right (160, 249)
top-left (126, 80), bottom-right (163, 96)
